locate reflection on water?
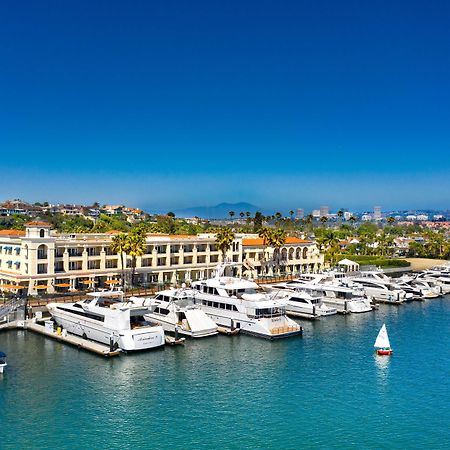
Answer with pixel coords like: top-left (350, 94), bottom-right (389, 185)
top-left (1, 298), bottom-right (449, 449)
top-left (374, 353), bottom-right (391, 385)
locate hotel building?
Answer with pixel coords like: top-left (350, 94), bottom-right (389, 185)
top-left (0, 222), bottom-right (324, 295)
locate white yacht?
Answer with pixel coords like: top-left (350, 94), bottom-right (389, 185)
top-left (133, 288), bottom-right (218, 338)
top-left (348, 277), bottom-right (409, 304)
top-left (285, 280), bottom-right (372, 314)
top-left (265, 282), bottom-right (337, 318)
top-left (190, 266), bottom-right (302, 339)
top-left (48, 290), bottom-right (165, 351)
top-left (416, 271), bottom-right (450, 294)
top-left (397, 275), bottom-right (441, 299)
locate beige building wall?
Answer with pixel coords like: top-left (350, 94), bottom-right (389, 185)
top-left (0, 224), bottom-right (322, 295)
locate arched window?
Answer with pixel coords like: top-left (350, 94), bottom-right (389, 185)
top-left (303, 247), bottom-right (308, 259)
top-left (288, 248), bottom-right (294, 260)
top-left (40, 229), bottom-right (45, 238)
top-left (37, 244), bottom-right (48, 259)
top-left (296, 248), bottom-right (301, 259)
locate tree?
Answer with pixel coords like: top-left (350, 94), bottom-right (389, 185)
top-left (289, 210), bottom-right (294, 220)
top-left (270, 228), bottom-right (286, 273)
top-left (337, 209), bottom-right (344, 226)
top-left (320, 216), bottom-right (328, 226)
top-left (253, 211), bottom-right (264, 232)
top-left (110, 233), bottom-right (128, 286)
top-left (349, 216), bottom-right (357, 227)
top-left (387, 216), bottom-right (396, 225)
top-left (167, 211), bottom-right (175, 218)
top-left (229, 211), bottom-right (235, 221)
top-left (125, 229), bottom-right (147, 287)
top-left (215, 227), bottom-right (235, 262)
top-left (239, 211), bottom-right (245, 219)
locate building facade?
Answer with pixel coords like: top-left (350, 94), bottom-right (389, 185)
top-left (0, 223), bottom-right (324, 295)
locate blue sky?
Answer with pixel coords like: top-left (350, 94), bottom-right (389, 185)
top-left (1, 0), bottom-right (449, 213)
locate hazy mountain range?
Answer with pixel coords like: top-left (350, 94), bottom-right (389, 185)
top-left (173, 202), bottom-right (263, 219)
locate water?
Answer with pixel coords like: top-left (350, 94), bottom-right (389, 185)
top-left (1, 299), bottom-right (449, 449)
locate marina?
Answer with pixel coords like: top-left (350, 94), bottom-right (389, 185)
top-left (1, 295), bottom-right (448, 449)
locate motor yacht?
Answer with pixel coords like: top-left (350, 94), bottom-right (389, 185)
top-left (133, 288), bottom-right (218, 338)
top-left (265, 282), bottom-right (337, 319)
top-left (285, 280), bottom-right (372, 313)
top-left (190, 265), bottom-right (302, 339)
top-left (348, 277), bottom-right (410, 303)
top-left (416, 271), bottom-right (450, 294)
top-left (48, 290), bottom-right (165, 351)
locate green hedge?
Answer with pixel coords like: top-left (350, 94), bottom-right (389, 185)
top-left (339, 255), bottom-right (410, 268)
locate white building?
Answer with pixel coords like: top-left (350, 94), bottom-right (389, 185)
top-left (0, 223), bottom-right (323, 296)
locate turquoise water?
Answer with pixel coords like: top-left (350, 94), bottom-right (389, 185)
top-left (1, 299), bottom-right (449, 449)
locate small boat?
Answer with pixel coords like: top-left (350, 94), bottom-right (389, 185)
top-left (0, 352), bottom-right (7, 373)
top-left (374, 324), bottom-right (393, 356)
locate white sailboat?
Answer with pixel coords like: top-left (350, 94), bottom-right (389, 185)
top-left (374, 324), bottom-right (393, 355)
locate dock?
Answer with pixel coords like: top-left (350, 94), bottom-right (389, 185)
top-left (286, 311), bottom-right (320, 320)
top-left (217, 326), bottom-right (240, 336)
top-left (25, 321), bottom-right (121, 357)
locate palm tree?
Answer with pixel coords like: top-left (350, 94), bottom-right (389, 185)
top-left (337, 209), bottom-right (344, 226)
top-left (349, 216), bottom-right (357, 228)
top-left (239, 211), bottom-right (245, 219)
top-left (258, 226), bottom-right (273, 273)
top-left (320, 216), bottom-right (328, 226)
top-left (275, 212), bottom-right (282, 221)
top-left (270, 228), bottom-right (286, 273)
top-left (110, 233), bottom-right (128, 286)
top-left (125, 230), bottom-right (147, 287)
top-left (387, 216), bottom-right (396, 225)
top-left (215, 227), bottom-right (235, 262)
top-left (289, 210), bottom-right (295, 221)
top-left (229, 211), bottom-right (235, 221)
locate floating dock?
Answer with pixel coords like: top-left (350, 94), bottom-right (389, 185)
top-left (217, 326), bottom-right (240, 336)
top-left (25, 321), bottom-right (121, 357)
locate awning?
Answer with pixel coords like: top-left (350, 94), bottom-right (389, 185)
top-left (80, 280), bottom-right (97, 285)
top-left (54, 283), bottom-right (71, 288)
top-left (35, 285), bottom-right (48, 289)
top-left (0, 284), bottom-right (21, 290)
top-left (104, 280), bottom-right (120, 285)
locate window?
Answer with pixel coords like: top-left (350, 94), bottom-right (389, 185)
top-left (37, 244), bottom-right (47, 260)
top-left (40, 229), bottom-right (45, 238)
top-left (37, 263), bottom-right (47, 274)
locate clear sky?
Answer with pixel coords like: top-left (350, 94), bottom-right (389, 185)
top-left (1, 0), bottom-right (449, 213)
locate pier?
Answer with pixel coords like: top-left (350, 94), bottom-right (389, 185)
top-left (25, 321), bottom-right (121, 357)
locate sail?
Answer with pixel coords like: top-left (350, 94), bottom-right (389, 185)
top-left (374, 324), bottom-right (391, 348)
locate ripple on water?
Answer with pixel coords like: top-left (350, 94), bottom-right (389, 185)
top-left (1, 299), bottom-right (450, 449)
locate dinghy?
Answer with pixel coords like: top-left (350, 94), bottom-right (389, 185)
top-left (374, 324), bottom-right (393, 356)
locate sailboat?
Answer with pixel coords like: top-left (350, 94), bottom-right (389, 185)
top-left (374, 324), bottom-right (393, 356)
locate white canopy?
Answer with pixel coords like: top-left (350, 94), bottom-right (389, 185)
top-left (338, 259), bottom-right (360, 272)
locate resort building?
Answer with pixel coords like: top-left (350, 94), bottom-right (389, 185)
top-left (0, 223), bottom-right (324, 295)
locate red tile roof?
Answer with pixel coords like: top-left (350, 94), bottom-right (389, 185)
top-left (242, 237), bottom-right (311, 246)
top-left (25, 221), bottom-right (51, 227)
top-left (0, 229), bottom-right (26, 236)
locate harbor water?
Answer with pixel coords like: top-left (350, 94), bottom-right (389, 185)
top-left (1, 298), bottom-right (449, 449)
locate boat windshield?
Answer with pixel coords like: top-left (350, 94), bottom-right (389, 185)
top-left (248, 306), bottom-right (285, 319)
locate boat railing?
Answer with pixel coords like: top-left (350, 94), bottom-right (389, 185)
top-left (270, 324), bottom-right (300, 334)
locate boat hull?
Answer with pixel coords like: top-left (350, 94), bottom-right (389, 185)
top-left (49, 310), bottom-right (165, 351)
top-left (376, 349), bottom-right (393, 356)
top-left (0, 363), bottom-right (6, 373)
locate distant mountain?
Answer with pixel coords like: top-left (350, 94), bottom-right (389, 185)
top-left (174, 202), bottom-right (262, 219)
